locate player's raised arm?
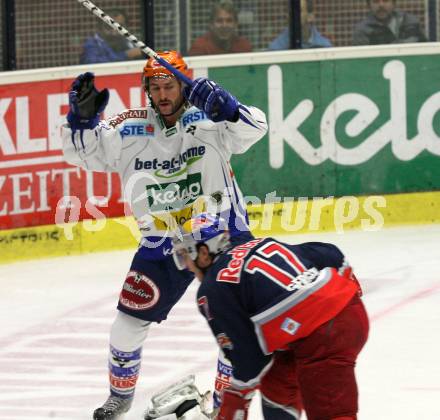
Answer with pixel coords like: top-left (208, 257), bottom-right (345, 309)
top-left (61, 72), bottom-right (123, 172)
top-left (184, 77), bottom-right (268, 154)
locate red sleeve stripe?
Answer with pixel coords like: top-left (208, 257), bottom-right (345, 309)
top-left (251, 267), bottom-right (359, 354)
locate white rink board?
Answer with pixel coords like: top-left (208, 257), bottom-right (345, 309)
top-left (0, 225), bottom-right (439, 419)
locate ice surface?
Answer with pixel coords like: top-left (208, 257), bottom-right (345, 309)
top-left (0, 225), bottom-right (439, 419)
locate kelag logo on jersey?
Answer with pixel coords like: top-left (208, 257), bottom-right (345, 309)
top-left (120, 123), bottom-right (155, 137)
top-left (134, 146), bottom-right (205, 178)
top-left (146, 173), bottom-right (203, 211)
top-left (182, 110), bottom-right (208, 127)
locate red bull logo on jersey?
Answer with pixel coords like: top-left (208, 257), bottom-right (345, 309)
top-left (216, 238), bottom-right (264, 283)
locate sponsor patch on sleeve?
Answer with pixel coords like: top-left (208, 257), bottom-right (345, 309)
top-left (108, 109), bottom-right (148, 128)
top-left (120, 123), bottom-right (155, 137)
top-left (119, 271), bottom-right (160, 310)
top-left (280, 317), bottom-right (301, 335)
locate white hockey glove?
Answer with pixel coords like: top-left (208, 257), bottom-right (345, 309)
top-left (144, 375), bottom-right (213, 420)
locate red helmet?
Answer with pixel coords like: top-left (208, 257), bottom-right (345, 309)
top-left (143, 50), bottom-right (190, 80)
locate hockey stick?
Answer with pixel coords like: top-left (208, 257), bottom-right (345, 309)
top-left (77, 0), bottom-right (193, 85)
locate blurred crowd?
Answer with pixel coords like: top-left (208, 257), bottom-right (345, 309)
top-left (79, 0), bottom-right (427, 65)
top-left (2, 0), bottom-right (430, 70)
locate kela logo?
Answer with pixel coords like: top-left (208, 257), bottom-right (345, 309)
top-left (146, 173), bottom-right (203, 212)
top-left (269, 60), bottom-right (440, 167)
top-left (134, 145), bottom-right (205, 178)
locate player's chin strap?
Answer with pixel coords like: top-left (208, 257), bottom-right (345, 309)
top-left (144, 375), bottom-right (216, 420)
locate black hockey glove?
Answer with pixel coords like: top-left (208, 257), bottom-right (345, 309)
top-left (184, 77), bottom-right (239, 123)
top-left (67, 72), bottom-right (109, 132)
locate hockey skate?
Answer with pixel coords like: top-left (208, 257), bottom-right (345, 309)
top-left (93, 395), bottom-right (133, 420)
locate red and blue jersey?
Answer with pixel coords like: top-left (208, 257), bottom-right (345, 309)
top-left (197, 237), bottom-right (360, 391)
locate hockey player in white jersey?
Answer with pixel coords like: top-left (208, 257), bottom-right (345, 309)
top-left (62, 50), bottom-right (267, 419)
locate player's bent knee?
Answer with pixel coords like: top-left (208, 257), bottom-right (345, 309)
top-left (261, 394), bottom-right (300, 420)
top-left (261, 402), bottom-right (299, 420)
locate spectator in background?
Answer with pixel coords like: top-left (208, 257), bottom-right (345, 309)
top-left (268, 0), bottom-right (332, 50)
top-left (353, 0), bottom-right (427, 45)
top-left (80, 8), bottom-right (144, 64)
top-left (188, 0), bottom-right (252, 56)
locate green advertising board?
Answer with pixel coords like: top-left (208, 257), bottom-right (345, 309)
top-left (2, 48), bottom-right (439, 265)
top-left (209, 54), bottom-right (440, 199)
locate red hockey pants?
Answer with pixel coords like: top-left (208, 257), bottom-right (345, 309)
top-left (260, 295), bottom-right (369, 420)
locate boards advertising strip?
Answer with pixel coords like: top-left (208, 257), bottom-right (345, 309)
top-left (1, 46), bottom-right (440, 263)
top-left (1, 190), bottom-right (439, 264)
top-left (215, 56), bottom-right (440, 199)
top-left (0, 73), bottom-right (145, 231)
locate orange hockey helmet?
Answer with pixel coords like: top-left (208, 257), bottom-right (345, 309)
top-left (143, 50), bottom-right (190, 82)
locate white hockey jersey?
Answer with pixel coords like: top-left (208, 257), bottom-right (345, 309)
top-left (62, 104), bottom-right (267, 259)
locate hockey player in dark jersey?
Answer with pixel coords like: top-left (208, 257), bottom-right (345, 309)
top-left (172, 213), bottom-right (369, 420)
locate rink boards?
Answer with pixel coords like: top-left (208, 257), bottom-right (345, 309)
top-left (1, 44), bottom-right (440, 263)
top-left (1, 190), bottom-right (439, 264)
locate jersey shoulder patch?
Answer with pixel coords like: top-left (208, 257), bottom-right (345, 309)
top-left (181, 108), bottom-right (209, 127)
top-left (108, 108), bottom-right (149, 128)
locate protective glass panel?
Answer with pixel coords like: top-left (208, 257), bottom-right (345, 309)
top-left (14, 0), bottom-right (142, 70)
